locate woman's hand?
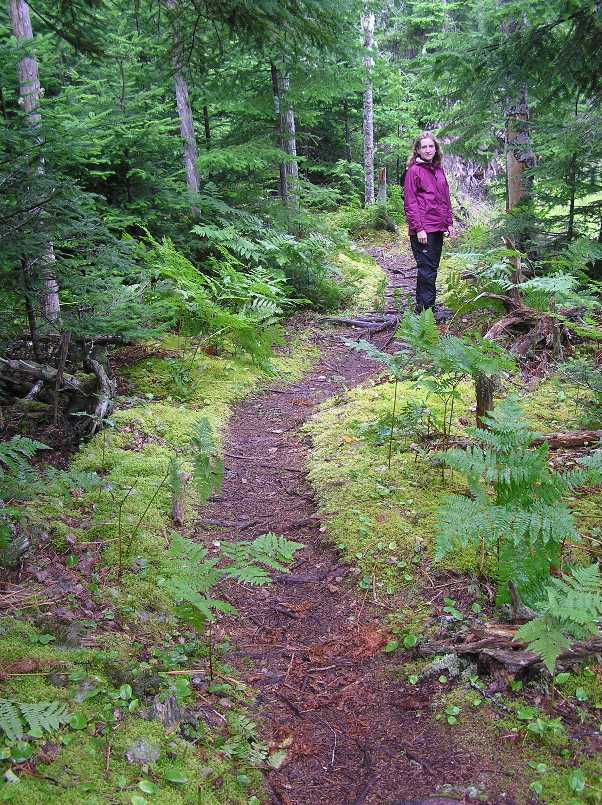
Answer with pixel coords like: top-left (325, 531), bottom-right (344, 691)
top-left (417, 230), bottom-right (428, 244)
top-left (446, 226), bottom-right (456, 238)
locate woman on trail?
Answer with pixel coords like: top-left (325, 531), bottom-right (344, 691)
top-left (403, 132), bottom-right (455, 320)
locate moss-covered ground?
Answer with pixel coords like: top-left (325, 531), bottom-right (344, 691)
top-left (0, 331), bottom-right (319, 803)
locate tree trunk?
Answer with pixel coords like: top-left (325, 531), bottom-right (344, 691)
top-left (475, 373), bottom-right (496, 429)
top-left (270, 61), bottom-right (288, 206)
top-left (280, 74), bottom-right (299, 211)
top-left (566, 152), bottom-right (577, 240)
top-left (165, 0), bottom-right (200, 210)
top-left (361, 11), bottom-right (375, 205)
top-left (505, 84), bottom-right (535, 305)
top-left (9, 0), bottom-right (60, 324)
top-left (376, 166), bottom-right (387, 202)
top-left (343, 99), bottom-right (352, 163)
top-left (202, 104), bottom-right (211, 150)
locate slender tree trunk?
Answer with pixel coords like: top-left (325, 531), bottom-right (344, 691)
top-left (361, 11), bottom-right (375, 205)
top-left (566, 152), bottom-right (577, 240)
top-left (270, 61), bottom-right (288, 205)
top-left (505, 84), bottom-right (535, 305)
top-left (280, 74), bottom-right (299, 211)
top-left (203, 104), bottom-right (211, 150)
top-left (566, 94), bottom-right (580, 241)
top-left (377, 167), bottom-right (387, 202)
top-left (9, 0), bottom-right (60, 324)
top-left (165, 0), bottom-right (200, 210)
top-left (343, 99), bottom-right (352, 163)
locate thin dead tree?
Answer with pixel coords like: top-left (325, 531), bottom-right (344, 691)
top-left (165, 0), bottom-right (201, 213)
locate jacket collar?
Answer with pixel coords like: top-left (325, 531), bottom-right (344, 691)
top-left (415, 157), bottom-right (437, 170)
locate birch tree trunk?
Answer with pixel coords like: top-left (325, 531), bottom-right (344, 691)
top-left (361, 11), bottom-right (375, 205)
top-left (165, 0), bottom-right (200, 210)
top-left (9, 0), bottom-right (60, 324)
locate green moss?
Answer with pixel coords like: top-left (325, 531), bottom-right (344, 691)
top-left (121, 335), bottom-right (316, 411)
top-left (304, 379), bottom-right (480, 594)
top-left (4, 715), bottom-right (262, 805)
top-left (521, 377), bottom-right (587, 432)
top-left (334, 250), bottom-right (386, 313)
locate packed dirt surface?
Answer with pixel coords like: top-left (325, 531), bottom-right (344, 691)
top-left (203, 246), bottom-right (519, 805)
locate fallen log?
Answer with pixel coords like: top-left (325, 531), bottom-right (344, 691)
top-left (434, 429), bottom-right (602, 452)
top-left (0, 357), bottom-right (93, 396)
top-left (418, 624), bottom-right (602, 675)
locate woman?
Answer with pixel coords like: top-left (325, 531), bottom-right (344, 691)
top-left (403, 133), bottom-right (455, 319)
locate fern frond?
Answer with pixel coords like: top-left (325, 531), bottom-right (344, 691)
top-left (18, 701), bottom-right (70, 734)
top-left (0, 700), bottom-right (24, 740)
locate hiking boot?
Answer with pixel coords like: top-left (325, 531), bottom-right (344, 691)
top-left (433, 306), bottom-right (452, 323)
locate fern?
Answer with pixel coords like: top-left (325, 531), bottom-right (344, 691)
top-left (0, 699), bottom-right (70, 740)
top-left (436, 397), bottom-right (602, 604)
top-left (160, 531), bottom-right (303, 625)
top-left (516, 564), bottom-right (602, 673)
top-left (18, 701), bottom-right (71, 736)
top-left (190, 418), bottom-right (224, 504)
top-left (0, 700), bottom-right (23, 741)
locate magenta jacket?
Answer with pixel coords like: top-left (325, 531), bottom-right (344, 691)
top-left (403, 158), bottom-right (453, 233)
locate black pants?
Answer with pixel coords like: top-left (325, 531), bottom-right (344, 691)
top-left (410, 231), bottom-right (444, 312)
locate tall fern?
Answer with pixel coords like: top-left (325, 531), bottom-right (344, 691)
top-left (436, 397), bottom-right (602, 605)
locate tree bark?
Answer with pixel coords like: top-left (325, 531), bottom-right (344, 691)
top-left (270, 61), bottom-right (288, 206)
top-left (165, 0), bottom-right (200, 210)
top-left (280, 74), bottom-right (299, 211)
top-left (9, 0), bottom-right (60, 324)
top-left (361, 11), bottom-right (375, 205)
top-left (504, 85), bottom-right (535, 305)
top-left (376, 166), bottom-right (387, 202)
top-left (475, 373), bottom-right (496, 429)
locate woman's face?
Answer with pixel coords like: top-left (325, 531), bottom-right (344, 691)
top-left (418, 138), bottom-right (436, 162)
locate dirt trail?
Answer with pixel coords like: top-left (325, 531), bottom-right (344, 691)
top-left (203, 247), bottom-right (514, 805)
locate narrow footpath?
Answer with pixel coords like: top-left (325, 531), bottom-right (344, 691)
top-left (203, 246), bottom-right (516, 805)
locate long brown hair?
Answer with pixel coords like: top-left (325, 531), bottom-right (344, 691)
top-left (407, 132), bottom-right (443, 167)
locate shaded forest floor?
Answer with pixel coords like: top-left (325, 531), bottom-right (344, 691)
top-left (1, 237), bottom-right (601, 804)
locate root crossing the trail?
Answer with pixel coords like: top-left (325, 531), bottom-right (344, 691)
top-left (201, 246), bottom-right (516, 805)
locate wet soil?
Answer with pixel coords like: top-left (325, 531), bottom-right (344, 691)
top-left (203, 247), bottom-right (521, 805)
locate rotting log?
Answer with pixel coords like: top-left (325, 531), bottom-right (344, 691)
top-left (418, 625), bottom-right (602, 675)
top-left (436, 429), bottom-right (602, 452)
top-left (0, 357), bottom-right (92, 396)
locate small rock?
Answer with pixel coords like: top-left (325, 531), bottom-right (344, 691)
top-left (125, 739), bottom-right (160, 765)
top-left (425, 653), bottom-right (461, 680)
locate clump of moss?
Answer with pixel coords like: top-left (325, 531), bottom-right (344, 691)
top-left (304, 379), bottom-right (479, 594)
